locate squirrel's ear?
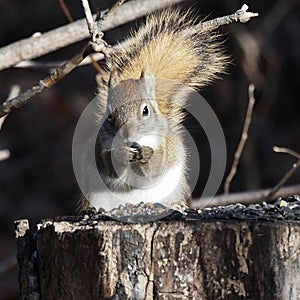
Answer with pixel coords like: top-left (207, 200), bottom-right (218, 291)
top-left (108, 68), bottom-right (120, 88)
top-left (140, 68), bottom-right (156, 99)
top-left (140, 68), bottom-right (154, 79)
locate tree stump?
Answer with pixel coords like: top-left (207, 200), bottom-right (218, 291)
top-left (15, 201), bottom-right (300, 300)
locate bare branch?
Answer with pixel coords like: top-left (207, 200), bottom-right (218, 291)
top-left (58, 0), bottom-right (74, 22)
top-left (80, 0), bottom-right (115, 55)
top-left (0, 44), bottom-right (92, 118)
top-left (0, 0), bottom-right (129, 117)
top-left (198, 4), bottom-right (259, 32)
top-left (273, 146), bottom-right (300, 159)
top-left (59, 0), bottom-right (106, 75)
top-left (93, 0), bottom-right (126, 52)
top-left (264, 160), bottom-right (300, 202)
top-left (264, 147), bottom-right (300, 202)
top-left (0, 0), bottom-right (185, 71)
top-left (1, 0), bottom-right (184, 116)
top-left (14, 3), bottom-right (259, 70)
top-left (7, 85), bottom-right (21, 103)
top-left (0, 85), bottom-right (20, 128)
top-left (1, 2), bottom-right (259, 117)
top-left (51, 0), bottom-right (258, 67)
top-left (81, 0), bottom-right (128, 55)
top-left (14, 60), bottom-right (62, 70)
top-left (191, 184), bottom-right (300, 208)
top-left (0, 85), bottom-right (20, 161)
top-left (224, 84), bottom-right (256, 194)
top-left (0, 115), bottom-right (7, 131)
top-left (107, 0), bottom-right (126, 16)
top-left (81, 0), bottom-right (95, 37)
top-left (14, 37), bottom-right (134, 70)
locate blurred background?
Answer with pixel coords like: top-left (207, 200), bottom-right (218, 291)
top-left (0, 0), bottom-right (299, 298)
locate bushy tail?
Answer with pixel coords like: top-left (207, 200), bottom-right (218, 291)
top-left (111, 8), bottom-right (229, 89)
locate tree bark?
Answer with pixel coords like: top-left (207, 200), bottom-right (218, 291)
top-left (15, 219), bottom-right (40, 300)
top-left (16, 217), bottom-right (300, 299)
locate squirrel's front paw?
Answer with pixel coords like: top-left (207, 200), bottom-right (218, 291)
top-left (135, 146), bottom-right (154, 163)
top-left (114, 146), bottom-right (137, 165)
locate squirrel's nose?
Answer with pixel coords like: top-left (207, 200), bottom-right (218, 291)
top-left (118, 123), bottom-right (136, 140)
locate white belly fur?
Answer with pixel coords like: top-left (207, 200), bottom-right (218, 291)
top-left (89, 162), bottom-right (183, 211)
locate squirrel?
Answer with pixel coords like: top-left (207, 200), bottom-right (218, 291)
top-left (79, 8), bottom-right (229, 212)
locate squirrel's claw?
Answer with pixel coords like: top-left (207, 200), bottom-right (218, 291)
top-left (134, 146), bottom-right (154, 163)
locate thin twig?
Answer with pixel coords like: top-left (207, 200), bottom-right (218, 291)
top-left (81, 0), bottom-right (95, 37)
top-left (197, 4), bottom-right (258, 31)
top-left (264, 147), bottom-right (300, 201)
top-left (0, 85), bottom-right (20, 127)
top-left (58, 0), bottom-right (106, 76)
top-left (0, 0), bottom-right (185, 71)
top-left (0, 85), bottom-right (20, 161)
top-left (273, 146), bottom-right (300, 159)
top-left (58, 0), bottom-right (74, 22)
top-left (0, 255), bottom-right (17, 276)
top-left (81, 0), bottom-right (127, 54)
top-left (13, 54), bottom-right (107, 71)
top-left (224, 84), bottom-right (256, 194)
top-left (106, 0), bottom-right (126, 16)
top-left (264, 160), bottom-right (300, 202)
top-left (95, 0), bottom-right (126, 50)
top-left (80, 0), bottom-right (111, 55)
top-left (0, 115), bottom-right (7, 131)
top-left (14, 60), bottom-right (62, 70)
top-left (191, 183), bottom-right (300, 208)
top-left (0, 44), bottom-right (92, 118)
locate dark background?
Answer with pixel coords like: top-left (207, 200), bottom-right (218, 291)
top-left (0, 0), bottom-right (299, 298)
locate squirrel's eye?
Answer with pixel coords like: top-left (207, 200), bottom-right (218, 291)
top-left (107, 113), bottom-right (112, 122)
top-left (142, 105), bottom-right (149, 117)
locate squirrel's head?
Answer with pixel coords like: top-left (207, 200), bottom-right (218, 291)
top-left (103, 68), bottom-right (169, 149)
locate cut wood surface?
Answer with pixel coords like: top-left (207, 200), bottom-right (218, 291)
top-left (16, 214), bottom-right (300, 300)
